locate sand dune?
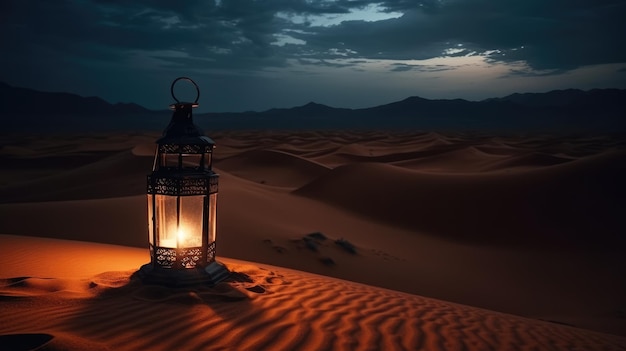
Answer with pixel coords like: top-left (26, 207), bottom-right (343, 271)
top-left (1, 235), bottom-right (625, 351)
top-left (479, 151), bottom-right (575, 170)
top-left (215, 149), bottom-right (330, 187)
top-left (1, 132), bottom-right (159, 202)
top-left (0, 150), bottom-right (153, 203)
top-left (0, 196), bottom-right (147, 247)
top-left (1, 130), bottom-right (625, 346)
top-left (295, 150), bottom-right (626, 248)
top-left (390, 146), bottom-right (508, 172)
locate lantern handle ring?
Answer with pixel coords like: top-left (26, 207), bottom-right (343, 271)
top-left (170, 77), bottom-right (200, 108)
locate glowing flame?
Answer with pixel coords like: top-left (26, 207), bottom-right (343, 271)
top-left (177, 228), bottom-right (187, 243)
top-left (159, 225), bottom-right (200, 248)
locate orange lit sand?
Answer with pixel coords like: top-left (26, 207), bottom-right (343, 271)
top-left (1, 131), bottom-right (625, 350)
top-left (1, 234), bottom-right (625, 351)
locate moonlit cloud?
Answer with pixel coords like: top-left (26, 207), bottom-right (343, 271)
top-left (0, 0), bottom-right (624, 112)
top-left (276, 3), bottom-right (403, 27)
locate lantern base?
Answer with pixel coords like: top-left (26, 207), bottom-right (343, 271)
top-left (138, 261), bottom-right (230, 287)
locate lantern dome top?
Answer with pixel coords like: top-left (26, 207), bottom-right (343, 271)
top-left (157, 77), bottom-right (215, 147)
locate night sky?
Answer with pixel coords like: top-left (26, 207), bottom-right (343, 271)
top-left (1, 0), bottom-right (625, 113)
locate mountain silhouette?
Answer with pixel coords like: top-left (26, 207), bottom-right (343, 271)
top-left (1, 81), bottom-right (625, 132)
top-left (0, 81), bottom-right (152, 115)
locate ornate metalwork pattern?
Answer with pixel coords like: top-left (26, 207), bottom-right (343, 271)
top-left (147, 174), bottom-right (219, 196)
top-left (155, 247), bottom-right (176, 268)
top-left (209, 175), bottom-right (219, 193)
top-left (177, 177), bottom-right (211, 196)
top-left (151, 245), bottom-right (217, 269)
top-left (180, 248), bottom-right (203, 268)
top-left (207, 241), bottom-right (216, 263)
top-left (159, 144), bottom-right (213, 154)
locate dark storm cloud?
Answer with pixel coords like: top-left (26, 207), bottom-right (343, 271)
top-left (390, 63), bottom-right (454, 73)
top-left (2, 0), bottom-right (624, 74)
top-left (0, 0), bottom-right (624, 112)
top-left (2, 0), bottom-right (280, 70)
top-left (296, 0), bottom-right (626, 70)
top-left (297, 58), bottom-right (357, 68)
top-left (445, 0), bottom-right (626, 70)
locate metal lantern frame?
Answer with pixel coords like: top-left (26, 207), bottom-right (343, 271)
top-left (139, 77), bottom-right (229, 286)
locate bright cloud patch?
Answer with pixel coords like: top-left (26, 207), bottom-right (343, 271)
top-left (272, 33), bottom-right (307, 47)
top-left (276, 3), bottom-right (403, 27)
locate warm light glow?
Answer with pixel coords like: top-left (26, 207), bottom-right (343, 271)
top-left (159, 225), bottom-right (202, 248)
top-left (159, 237), bottom-right (177, 248)
top-left (153, 194), bottom-right (204, 248)
top-left (177, 228), bottom-right (186, 242)
top-left (176, 227), bottom-right (197, 247)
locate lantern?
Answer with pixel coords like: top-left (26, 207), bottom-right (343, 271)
top-left (139, 77), bottom-right (229, 286)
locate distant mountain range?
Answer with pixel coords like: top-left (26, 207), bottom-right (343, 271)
top-left (0, 81), bottom-right (150, 115)
top-left (1, 81), bottom-right (625, 132)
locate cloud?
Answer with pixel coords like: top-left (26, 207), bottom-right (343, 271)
top-left (292, 0), bottom-right (626, 70)
top-left (0, 0), bottom-right (624, 111)
top-left (441, 0), bottom-right (626, 70)
top-left (2, 0), bottom-right (624, 74)
top-left (389, 63), bottom-right (454, 72)
top-left (299, 59), bottom-right (356, 69)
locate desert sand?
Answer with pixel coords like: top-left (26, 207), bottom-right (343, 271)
top-left (1, 130), bottom-right (625, 350)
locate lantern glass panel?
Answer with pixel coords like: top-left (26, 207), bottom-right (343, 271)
top-left (204, 153), bottom-right (212, 171)
top-left (179, 195), bottom-right (204, 247)
top-left (182, 153), bottom-right (202, 169)
top-left (162, 153), bottom-right (179, 168)
top-left (147, 194), bottom-right (154, 245)
top-left (209, 193), bottom-right (217, 244)
top-left (154, 194), bottom-right (178, 248)
top-left (204, 152), bottom-right (213, 170)
top-left (153, 194), bottom-right (205, 248)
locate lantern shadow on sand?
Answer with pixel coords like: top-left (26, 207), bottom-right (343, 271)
top-left (139, 77), bottom-right (230, 286)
